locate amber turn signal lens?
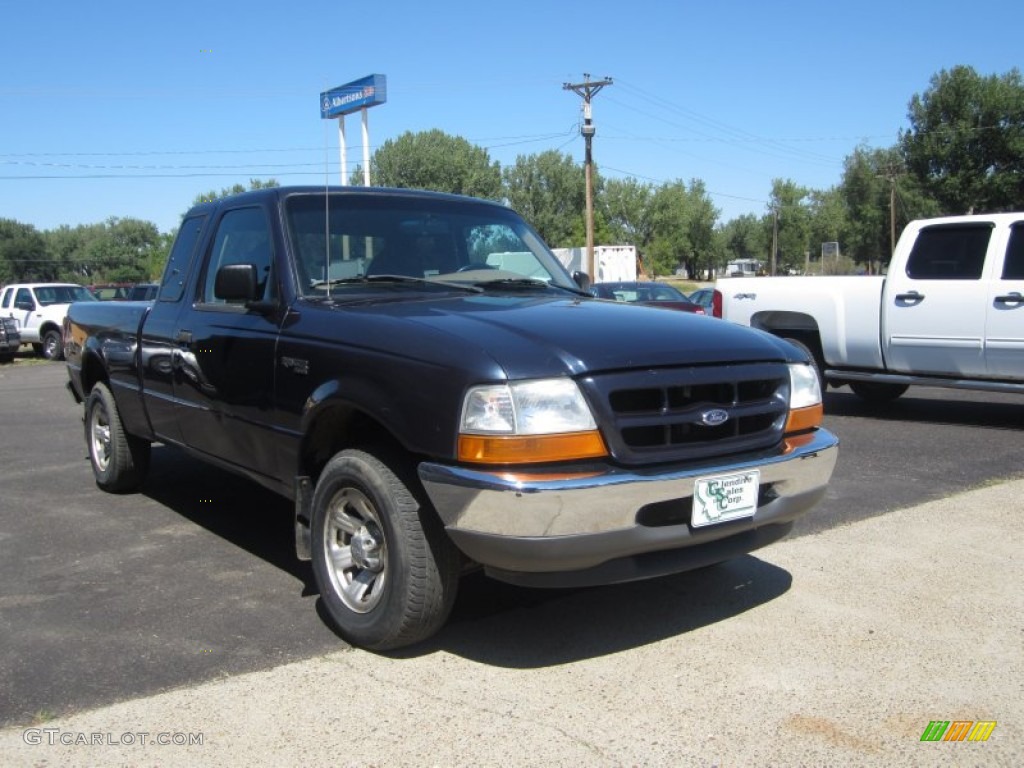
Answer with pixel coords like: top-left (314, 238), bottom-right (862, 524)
top-left (784, 403), bottom-right (823, 434)
top-left (458, 430), bottom-right (608, 464)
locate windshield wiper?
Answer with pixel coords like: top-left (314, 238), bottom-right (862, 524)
top-left (310, 275), bottom-right (481, 293)
top-left (472, 278), bottom-right (551, 290)
top-left (472, 278), bottom-right (587, 295)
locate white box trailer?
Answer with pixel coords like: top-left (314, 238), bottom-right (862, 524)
top-left (551, 245), bottom-right (637, 283)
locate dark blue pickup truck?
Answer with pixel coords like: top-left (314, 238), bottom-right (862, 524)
top-left (65, 186), bottom-right (838, 650)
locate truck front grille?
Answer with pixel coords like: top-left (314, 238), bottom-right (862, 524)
top-left (581, 363), bottom-right (790, 465)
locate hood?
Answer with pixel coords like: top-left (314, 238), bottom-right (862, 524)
top-left (340, 293), bottom-right (799, 380)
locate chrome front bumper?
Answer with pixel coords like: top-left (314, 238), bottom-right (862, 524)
top-left (418, 429), bottom-right (839, 586)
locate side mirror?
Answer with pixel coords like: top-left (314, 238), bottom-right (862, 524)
top-left (572, 271), bottom-right (591, 292)
top-left (214, 263), bottom-right (259, 302)
top-left (15, 299), bottom-right (35, 311)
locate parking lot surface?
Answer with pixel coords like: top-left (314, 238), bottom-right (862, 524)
top-left (1, 360), bottom-right (1021, 765)
top-left (1, 474), bottom-right (1020, 766)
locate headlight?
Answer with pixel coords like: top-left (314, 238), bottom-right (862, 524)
top-left (459, 379), bottom-right (607, 464)
top-left (785, 363), bottom-right (823, 433)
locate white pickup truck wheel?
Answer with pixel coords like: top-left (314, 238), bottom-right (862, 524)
top-left (85, 382), bottom-right (151, 492)
top-left (849, 381), bottom-right (909, 404)
top-left (310, 448), bottom-right (460, 651)
top-left (41, 329), bottom-right (64, 361)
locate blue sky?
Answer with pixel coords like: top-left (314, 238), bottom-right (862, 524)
top-left (2, 0), bottom-right (1022, 235)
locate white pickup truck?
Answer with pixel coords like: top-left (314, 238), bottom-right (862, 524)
top-left (0, 283), bottom-right (96, 360)
top-left (720, 212), bottom-right (1024, 402)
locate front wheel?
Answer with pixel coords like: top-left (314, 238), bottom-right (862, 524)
top-left (41, 329), bottom-right (64, 361)
top-left (849, 381), bottom-right (909, 404)
top-left (85, 382), bottom-right (151, 492)
top-left (311, 448), bottom-right (460, 651)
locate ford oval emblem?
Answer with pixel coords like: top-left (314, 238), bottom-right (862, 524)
top-left (701, 408), bottom-right (730, 427)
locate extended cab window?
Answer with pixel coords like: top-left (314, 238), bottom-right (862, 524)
top-left (1003, 224), bottom-right (1024, 280)
top-left (200, 207), bottom-right (273, 304)
top-left (159, 214), bottom-right (206, 303)
top-left (905, 224), bottom-right (992, 280)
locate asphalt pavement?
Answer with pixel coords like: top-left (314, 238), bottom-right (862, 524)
top-left (1, 358), bottom-right (1022, 766)
top-left (1, 474), bottom-right (1020, 766)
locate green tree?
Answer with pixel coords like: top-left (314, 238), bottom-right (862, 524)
top-left (601, 177), bottom-right (656, 248)
top-left (806, 187), bottom-right (849, 273)
top-left (192, 178), bottom-right (279, 207)
top-left (839, 145), bottom-right (939, 271)
top-left (901, 65), bottom-right (1024, 213)
top-left (42, 224), bottom-right (95, 282)
top-left (373, 130), bottom-right (502, 200)
top-left (767, 179), bottom-right (812, 274)
top-left (645, 181), bottom-right (690, 277)
top-left (78, 218), bottom-right (162, 283)
top-left (682, 180), bottom-right (719, 279)
top-left (503, 150), bottom-right (588, 247)
top-left (0, 219), bottom-right (49, 282)
top-left (718, 214), bottom-right (766, 267)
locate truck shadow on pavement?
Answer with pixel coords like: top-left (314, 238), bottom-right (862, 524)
top-left (141, 446), bottom-right (316, 590)
top-left (142, 446), bottom-right (793, 667)
top-left (824, 388), bottom-right (1024, 430)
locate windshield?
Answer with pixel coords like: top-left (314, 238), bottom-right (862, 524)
top-left (35, 285), bottom-right (96, 305)
top-left (284, 192), bottom-right (578, 297)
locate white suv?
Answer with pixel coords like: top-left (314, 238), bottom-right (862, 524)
top-left (0, 283), bottom-right (96, 360)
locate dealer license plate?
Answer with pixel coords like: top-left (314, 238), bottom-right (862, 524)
top-left (691, 470), bottom-right (760, 527)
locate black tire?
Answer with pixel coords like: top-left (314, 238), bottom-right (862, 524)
top-left (849, 381), bottom-right (909, 404)
top-left (311, 448), bottom-right (460, 651)
top-left (85, 382), bottom-right (151, 492)
top-left (780, 335), bottom-right (825, 394)
top-left (41, 329), bottom-right (64, 361)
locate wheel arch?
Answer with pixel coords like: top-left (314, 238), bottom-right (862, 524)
top-left (79, 346), bottom-right (110, 397)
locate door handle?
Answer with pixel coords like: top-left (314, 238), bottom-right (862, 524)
top-left (995, 292), bottom-right (1023, 305)
top-left (175, 329), bottom-right (193, 344)
top-left (894, 291), bottom-right (924, 304)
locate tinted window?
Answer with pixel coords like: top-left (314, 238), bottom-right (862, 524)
top-left (1003, 224), bottom-right (1024, 280)
top-left (15, 288), bottom-right (33, 307)
top-left (159, 215), bottom-right (206, 303)
top-left (905, 224), bottom-right (992, 280)
top-left (201, 207), bottom-right (273, 304)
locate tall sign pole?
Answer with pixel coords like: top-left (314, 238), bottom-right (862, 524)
top-left (320, 74), bottom-right (388, 186)
top-left (564, 74), bottom-right (612, 280)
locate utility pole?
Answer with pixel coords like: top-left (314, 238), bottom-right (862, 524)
top-left (563, 74), bottom-right (612, 280)
top-left (770, 205), bottom-right (779, 276)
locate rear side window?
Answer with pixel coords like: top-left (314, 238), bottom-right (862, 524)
top-left (159, 215), bottom-right (207, 302)
top-left (1003, 224), bottom-right (1024, 280)
top-left (905, 224), bottom-right (992, 280)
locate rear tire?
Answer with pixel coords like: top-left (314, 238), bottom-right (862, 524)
top-left (85, 382), bottom-right (151, 492)
top-left (311, 448), bottom-right (460, 651)
top-left (849, 381), bottom-right (908, 404)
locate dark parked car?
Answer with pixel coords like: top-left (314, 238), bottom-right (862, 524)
top-left (591, 281), bottom-right (705, 314)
